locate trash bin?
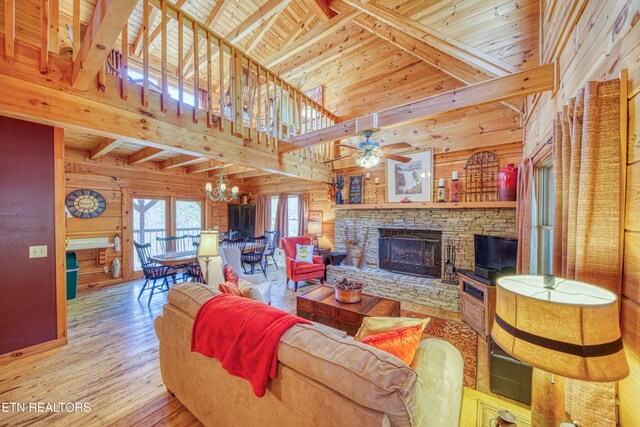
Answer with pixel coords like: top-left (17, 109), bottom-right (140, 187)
top-left (66, 252), bottom-right (80, 300)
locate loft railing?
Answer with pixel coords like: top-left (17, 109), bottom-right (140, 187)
top-left (66, 0), bottom-right (339, 162)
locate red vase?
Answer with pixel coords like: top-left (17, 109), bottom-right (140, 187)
top-left (498, 163), bottom-right (518, 201)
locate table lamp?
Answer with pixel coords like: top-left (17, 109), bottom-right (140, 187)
top-left (198, 231), bottom-right (219, 285)
top-left (307, 222), bottom-right (323, 247)
top-left (492, 275), bottom-right (629, 427)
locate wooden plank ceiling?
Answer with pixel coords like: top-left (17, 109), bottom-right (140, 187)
top-left (1, 0), bottom-right (539, 175)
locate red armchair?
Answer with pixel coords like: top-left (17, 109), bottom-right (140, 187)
top-left (282, 237), bottom-right (325, 292)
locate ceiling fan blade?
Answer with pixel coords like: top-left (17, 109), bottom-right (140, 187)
top-left (382, 152), bottom-right (412, 163)
top-left (381, 142), bottom-right (412, 151)
top-left (322, 153), bottom-right (358, 163)
top-left (334, 143), bottom-right (359, 150)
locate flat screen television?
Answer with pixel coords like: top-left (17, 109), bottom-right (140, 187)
top-left (474, 235), bottom-right (517, 279)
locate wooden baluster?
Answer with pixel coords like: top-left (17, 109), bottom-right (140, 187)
top-left (206, 32), bottom-right (213, 128)
top-left (297, 91), bottom-right (302, 136)
top-left (231, 48), bottom-right (243, 137)
top-left (160, 0), bottom-right (168, 112)
top-left (177, 11), bottom-right (184, 116)
top-left (5, 0), bottom-right (15, 60)
top-left (265, 71), bottom-right (271, 147)
top-left (40, 0), bottom-right (49, 73)
top-left (121, 23), bottom-right (128, 100)
top-left (278, 79), bottom-right (283, 141)
top-left (192, 20), bottom-right (199, 124)
top-left (218, 39), bottom-right (225, 132)
top-left (49, 0), bottom-right (59, 54)
top-left (247, 57), bottom-right (253, 141)
top-left (141, 0), bottom-right (149, 107)
top-left (72, 0), bottom-right (79, 59)
top-left (256, 66), bottom-right (262, 144)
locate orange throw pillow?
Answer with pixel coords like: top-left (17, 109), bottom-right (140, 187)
top-left (223, 265), bottom-right (239, 286)
top-left (361, 323), bottom-right (423, 366)
top-left (218, 282), bottom-right (242, 297)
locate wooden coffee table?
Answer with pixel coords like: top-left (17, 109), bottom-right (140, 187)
top-left (296, 286), bottom-right (401, 336)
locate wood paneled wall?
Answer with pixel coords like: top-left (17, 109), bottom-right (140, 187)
top-left (243, 103), bottom-right (523, 249)
top-left (65, 147), bottom-right (230, 291)
top-left (522, 1), bottom-right (640, 425)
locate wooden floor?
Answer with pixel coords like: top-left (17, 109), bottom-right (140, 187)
top-left (0, 258), bottom-right (505, 426)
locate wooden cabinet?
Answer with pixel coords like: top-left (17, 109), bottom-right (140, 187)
top-left (458, 272), bottom-right (496, 342)
top-left (227, 204), bottom-right (255, 238)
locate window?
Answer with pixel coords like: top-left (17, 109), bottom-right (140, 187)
top-left (534, 162), bottom-right (554, 275)
top-left (287, 195), bottom-right (299, 237)
top-left (269, 196), bottom-right (278, 231)
top-left (175, 200), bottom-right (202, 237)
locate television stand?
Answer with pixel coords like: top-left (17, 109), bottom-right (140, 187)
top-left (458, 271), bottom-right (496, 342)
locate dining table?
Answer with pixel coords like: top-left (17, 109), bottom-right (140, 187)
top-left (149, 251), bottom-right (198, 266)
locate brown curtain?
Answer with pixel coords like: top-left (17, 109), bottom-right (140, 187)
top-left (254, 195), bottom-right (271, 236)
top-left (274, 194), bottom-right (288, 247)
top-left (516, 158), bottom-right (534, 274)
top-left (298, 194), bottom-right (308, 237)
top-left (553, 79), bottom-right (621, 426)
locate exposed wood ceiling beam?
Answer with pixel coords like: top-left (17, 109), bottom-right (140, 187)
top-left (305, 0), bottom-right (336, 22)
top-left (88, 137), bottom-right (125, 159)
top-left (262, 7), bottom-right (361, 68)
top-left (228, 169), bottom-right (271, 180)
top-left (188, 160), bottom-right (227, 173)
top-left (72, 0), bottom-right (139, 89)
top-left (338, 0), bottom-right (519, 78)
top-left (127, 147), bottom-right (168, 165)
top-left (280, 10), bottom-right (315, 48)
top-left (186, 0), bottom-right (293, 79)
top-left (159, 154), bottom-right (205, 169)
top-left (280, 63), bottom-right (555, 153)
top-left (245, 9), bottom-right (283, 52)
top-left (182, 0), bottom-right (228, 73)
top-left (211, 165), bottom-right (253, 176)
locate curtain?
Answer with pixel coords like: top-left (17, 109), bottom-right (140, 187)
top-left (298, 194), bottom-right (308, 237)
top-left (254, 195), bottom-right (271, 236)
top-left (553, 79), bottom-right (621, 426)
top-left (274, 194), bottom-right (288, 247)
top-left (516, 158), bottom-right (535, 273)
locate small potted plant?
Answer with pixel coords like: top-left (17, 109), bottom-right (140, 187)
top-left (333, 278), bottom-right (367, 303)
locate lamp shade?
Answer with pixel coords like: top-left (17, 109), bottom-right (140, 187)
top-left (491, 275), bottom-right (629, 382)
top-left (307, 222), bottom-right (322, 236)
top-left (198, 231), bottom-right (219, 257)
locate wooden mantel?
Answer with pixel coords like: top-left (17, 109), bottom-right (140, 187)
top-left (331, 201), bottom-right (517, 210)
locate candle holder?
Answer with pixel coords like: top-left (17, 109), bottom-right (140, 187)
top-left (451, 171), bottom-right (459, 203)
top-left (437, 178), bottom-right (446, 203)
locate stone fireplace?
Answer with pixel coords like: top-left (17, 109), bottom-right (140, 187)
top-left (378, 229), bottom-right (442, 278)
top-left (327, 207), bottom-right (517, 312)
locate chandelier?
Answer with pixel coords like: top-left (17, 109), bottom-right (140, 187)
top-left (205, 176), bottom-right (239, 202)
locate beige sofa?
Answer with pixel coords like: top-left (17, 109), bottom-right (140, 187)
top-left (155, 283), bottom-right (464, 427)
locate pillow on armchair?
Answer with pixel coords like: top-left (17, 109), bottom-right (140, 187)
top-left (295, 244), bottom-right (314, 263)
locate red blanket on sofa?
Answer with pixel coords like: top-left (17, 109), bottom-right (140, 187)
top-left (191, 294), bottom-right (311, 397)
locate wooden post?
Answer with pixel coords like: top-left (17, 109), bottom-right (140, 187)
top-left (247, 57), bottom-right (253, 141)
top-left (48, 0), bottom-right (59, 54)
top-left (265, 71), bottom-right (271, 147)
top-left (4, 0), bottom-right (15, 60)
top-left (121, 23), bottom-right (128, 100)
top-left (232, 49), bottom-right (244, 137)
top-left (257, 65), bottom-right (262, 144)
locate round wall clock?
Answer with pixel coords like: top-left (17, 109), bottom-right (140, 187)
top-left (65, 189), bottom-right (107, 219)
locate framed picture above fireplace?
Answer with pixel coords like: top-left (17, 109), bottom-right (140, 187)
top-left (386, 149), bottom-right (434, 203)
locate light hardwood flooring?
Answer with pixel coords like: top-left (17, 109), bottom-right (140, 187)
top-left (0, 258), bottom-right (507, 426)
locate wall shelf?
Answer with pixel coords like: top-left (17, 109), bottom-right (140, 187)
top-left (330, 201), bottom-right (517, 210)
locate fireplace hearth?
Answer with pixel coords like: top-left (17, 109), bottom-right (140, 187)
top-left (378, 229), bottom-right (442, 278)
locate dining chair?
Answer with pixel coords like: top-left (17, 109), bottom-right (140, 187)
top-left (134, 242), bottom-right (177, 305)
top-left (220, 237), bottom-right (247, 250)
top-left (263, 230), bottom-right (280, 270)
top-left (183, 240), bottom-right (203, 282)
top-left (157, 235), bottom-right (188, 252)
top-left (241, 236), bottom-right (268, 277)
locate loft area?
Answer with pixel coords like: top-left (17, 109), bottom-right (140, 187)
top-left (0, 1), bottom-right (639, 426)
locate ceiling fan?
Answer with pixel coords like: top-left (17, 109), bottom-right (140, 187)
top-left (324, 130), bottom-right (413, 168)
